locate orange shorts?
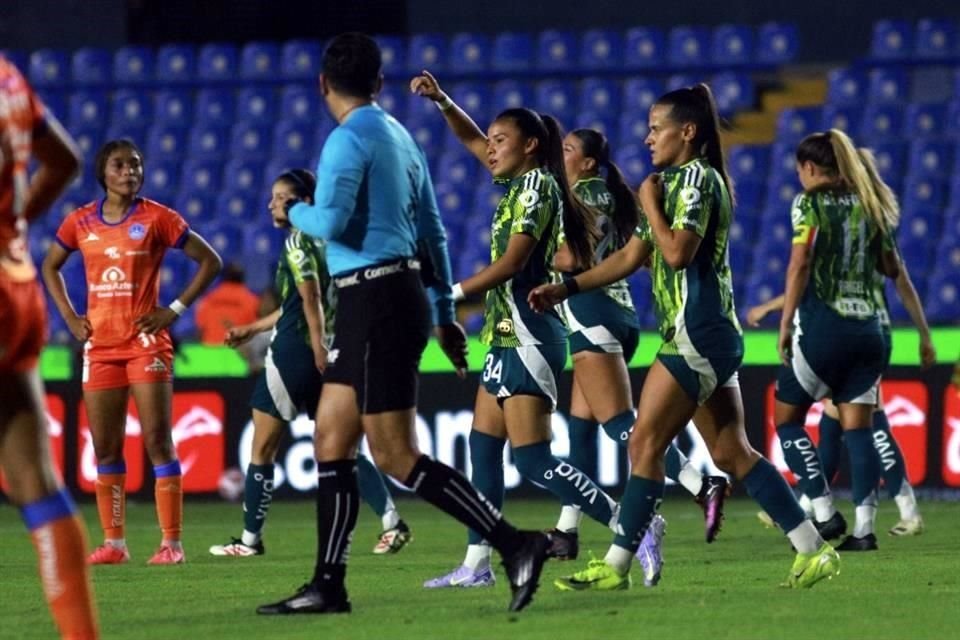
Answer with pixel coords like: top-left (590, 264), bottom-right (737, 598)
top-left (82, 349), bottom-right (174, 391)
top-left (0, 276), bottom-right (47, 373)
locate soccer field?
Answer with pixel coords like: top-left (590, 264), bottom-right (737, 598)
top-left (2, 497), bottom-right (958, 639)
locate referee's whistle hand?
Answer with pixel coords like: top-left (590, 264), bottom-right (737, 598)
top-left (436, 323), bottom-right (468, 379)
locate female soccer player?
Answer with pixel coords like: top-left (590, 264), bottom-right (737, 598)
top-left (530, 84), bottom-right (838, 591)
top-left (410, 71), bottom-right (620, 588)
top-left (43, 139), bottom-right (222, 565)
top-left (753, 135), bottom-right (914, 550)
top-left (208, 169), bottom-right (412, 557)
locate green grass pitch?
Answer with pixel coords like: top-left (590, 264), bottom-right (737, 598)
top-left (1, 497), bottom-right (958, 639)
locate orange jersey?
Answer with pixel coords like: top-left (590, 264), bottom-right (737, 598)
top-left (0, 55), bottom-right (46, 282)
top-left (56, 197), bottom-right (189, 358)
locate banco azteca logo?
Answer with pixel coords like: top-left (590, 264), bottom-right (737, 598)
top-left (101, 265), bottom-right (127, 282)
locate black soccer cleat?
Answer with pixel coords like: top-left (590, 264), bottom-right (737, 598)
top-left (256, 583), bottom-right (352, 615)
top-left (546, 528), bottom-right (579, 561)
top-left (814, 511), bottom-right (848, 541)
top-left (835, 533), bottom-right (878, 552)
top-left (502, 531), bottom-right (552, 612)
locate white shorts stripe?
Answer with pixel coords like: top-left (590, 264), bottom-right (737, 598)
top-left (515, 345), bottom-right (559, 410)
top-left (791, 333), bottom-right (830, 401)
top-left (264, 348), bottom-right (297, 421)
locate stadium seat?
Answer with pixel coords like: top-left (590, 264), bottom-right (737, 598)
top-left (71, 47), bottom-right (112, 87)
top-left (579, 77), bottom-right (621, 117)
top-left (279, 84), bottom-right (320, 122)
top-left (537, 29), bottom-right (578, 71)
top-left (859, 103), bottom-right (904, 140)
top-left (492, 32), bottom-right (533, 72)
top-left (406, 117), bottom-right (445, 157)
top-left (727, 237), bottom-right (752, 274)
top-left (775, 106), bottom-right (822, 144)
top-left (216, 192), bottom-right (261, 225)
top-left (197, 43), bottom-right (239, 83)
top-left (666, 73), bottom-right (698, 92)
top-left (181, 159), bottom-right (222, 194)
top-left (897, 234), bottom-right (935, 272)
top-left (624, 27), bottom-right (666, 69)
top-left (491, 80), bottom-right (534, 114)
top-left (244, 224), bottom-right (285, 263)
top-left (36, 89), bottom-right (66, 122)
top-left (915, 18), bottom-right (957, 59)
top-left (924, 270), bottom-right (960, 324)
top-left (908, 140), bottom-right (953, 178)
top-left (154, 89), bottom-right (193, 127)
top-left (236, 87), bottom-right (277, 124)
top-left (614, 143), bottom-right (652, 186)
top-left (407, 34), bottom-right (447, 73)
top-left (435, 149), bottom-right (478, 188)
top-left (668, 26), bottom-right (711, 68)
top-left (240, 41), bottom-right (280, 80)
top-left (729, 212), bottom-right (760, 245)
top-left (759, 215), bottom-right (793, 246)
top-left (174, 191), bottom-right (216, 224)
top-left (756, 22), bottom-right (799, 64)
top-left (111, 46), bottom-right (154, 86)
top-left (765, 175), bottom-right (800, 210)
top-left (222, 158), bottom-right (264, 196)
top-left (195, 220), bottom-right (245, 258)
top-left (28, 49), bottom-right (69, 88)
top-left (434, 183), bottom-right (474, 225)
top-left (736, 180), bottom-right (765, 212)
top-left (902, 175), bottom-right (946, 210)
top-left (821, 103), bottom-right (863, 133)
top-left (579, 29), bottom-right (622, 70)
top-left (155, 44), bottom-right (195, 85)
top-left (145, 160), bottom-right (181, 199)
top-left (618, 112), bottom-right (649, 147)
top-left (902, 101), bottom-right (945, 139)
top-left (271, 120), bottom-right (312, 160)
top-left (870, 141), bottom-right (906, 185)
top-left (375, 36), bottom-right (406, 76)
top-left (449, 32), bottom-right (490, 74)
top-left (188, 123), bottom-right (230, 161)
top-left (711, 71), bottom-right (754, 114)
top-left (712, 24), bottom-right (754, 66)
top-left (230, 122), bottom-right (271, 159)
top-left (377, 84), bottom-right (405, 119)
top-left (728, 145), bottom-right (770, 184)
top-left (622, 77), bottom-right (663, 114)
top-left (195, 89), bottom-right (235, 127)
top-left (314, 118), bottom-right (337, 150)
top-left (575, 111), bottom-right (617, 144)
top-left (534, 80), bottom-right (577, 125)
top-left (104, 124), bottom-right (145, 147)
top-left (868, 67), bottom-right (910, 103)
top-left (110, 89), bottom-right (153, 129)
top-left (826, 67), bottom-right (868, 106)
top-left (67, 90), bottom-right (109, 129)
top-left (1, 50), bottom-right (29, 75)
top-left (280, 39), bottom-right (321, 80)
top-left (900, 207), bottom-right (941, 240)
top-left (449, 82), bottom-right (489, 125)
top-left (768, 142), bottom-right (797, 180)
top-left (946, 99), bottom-right (960, 139)
top-left (870, 19), bottom-right (913, 60)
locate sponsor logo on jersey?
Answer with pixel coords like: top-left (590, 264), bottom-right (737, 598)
top-left (326, 348), bottom-right (340, 364)
top-left (128, 223), bottom-right (146, 240)
top-left (90, 266), bottom-right (135, 296)
top-left (105, 246), bottom-right (120, 259)
top-left (80, 232), bottom-right (100, 243)
top-left (496, 319), bottom-right (513, 335)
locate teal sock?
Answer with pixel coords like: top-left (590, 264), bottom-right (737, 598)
top-left (612, 475), bottom-right (663, 552)
top-left (743, 458), bottom-right (805, 532)
top-left (871, 410), bottom-right (907, 499)
top-left (467, 430), bottom-right (506, 545)
top-left (777, 422), bottom-right (829, 499)
top-left (817, 413), bottom-right (843, 482)
top-left (357, 454), bottom-right (391, 516)
top-left (242, 463), bottom-right (274, 536)
top-left (845, 427), bottom-right (881, 506)
top-left (513, 441), bottom-right (616, 528)
top-left (599, 410), bottom-right (634, 446)
top-left (566, 416), bottom-right (598, 486)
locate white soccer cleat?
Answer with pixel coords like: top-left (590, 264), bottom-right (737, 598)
top-left (209, 537), bottom-right (265, 557)
top-left (889, 516), bottom-right (924, 537)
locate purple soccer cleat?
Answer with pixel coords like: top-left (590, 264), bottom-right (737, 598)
top-left (635, 514), bottom-right (666, 587)
top-left (423, 564), bottom-right (496, 589)
top-left (696, 476), bottom-right (729, 543)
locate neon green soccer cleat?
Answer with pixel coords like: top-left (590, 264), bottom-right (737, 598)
top-left (782, 543), bottom-right (840, 588)
top-left (554, 557), bottom-right (631, 592)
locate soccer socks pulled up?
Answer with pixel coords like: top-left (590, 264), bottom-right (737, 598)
top-left (467, 431), bottom-right (506, 545)
top-left (844, 427), bottom-right (880, 537)
top-left (154, 461), bottom-right (183, 544)
top-left (665, 444), bottom-right (704, 496)
top-left (95, 462), bottom-right (126, 545)
top-left (312, 460), bottom-right (359, 591)
top-left (817, 413), bottom-right (843, 482)
top-left (513, 441), bottom-right (617, 531)
top-left (21, 489), bottom-right (99, 640)
top-left (599, 411), bottom-right (634, 447)
top-left (871, 410), bottom-right (908, 500)
top-left (241, 463), bottom-right (274, 546)
top-left (742, 458), bottom-right (808, 538)
top-left (566, 416), bottom-right (599, 487)
top-left (609, 475), bottom-right (664, 573)
top-left (777, 422), bottom-right (830, 501)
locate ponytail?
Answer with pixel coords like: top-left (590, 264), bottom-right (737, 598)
top-left (571, 128), bottom-right (639, 247)
top-left (855, 147), bottom-right (900, 230)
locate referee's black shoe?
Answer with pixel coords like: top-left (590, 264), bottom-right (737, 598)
top-left (546, 528), bottom-right (579, 560)
top-left (814, 511), bottom-right (848, 541)
top-left (835, 533), bottom-right (878, 552)
top-left (502, 531), bottom-right (552, 612)
top-left (256, 583), bottom-right (351, 615)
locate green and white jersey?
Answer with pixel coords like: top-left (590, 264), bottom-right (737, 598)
top-left (633, 157), bottom-right (742, 358)
top-left (790, 188), bottom-right (892, 322)
top-left (272, 229), bottom-right (335, 351)
top-left (572, 177), bottom-right (638, 320)
top-left (871, 232), bottom-right (900, 328)
top-left (481, 167), bottom-right (566, 347)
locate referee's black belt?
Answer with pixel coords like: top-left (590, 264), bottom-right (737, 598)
top-left (333, 257), bottom-right (421, 289)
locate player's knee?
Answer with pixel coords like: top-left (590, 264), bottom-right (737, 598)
top-left (512, 441), bottom-right (553, 481)
top-left (142, 431), bottom-right (174, 463)
top-left (710, 441), bottom-right (757, 478)
top-left (627, 425), bottom-right (662, 468)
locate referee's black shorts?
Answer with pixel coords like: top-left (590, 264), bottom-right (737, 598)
top-left (324, 258), bottom-right (431, 414)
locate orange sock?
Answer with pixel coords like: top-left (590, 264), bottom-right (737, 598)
top-left (94, 472), bottom-right (125, 542)
top-left (155, 468), bottom-right (183, 543)
top-left (23, 491), bottom-right (100, 639)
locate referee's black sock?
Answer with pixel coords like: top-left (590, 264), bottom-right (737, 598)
top-left (311, 460), bottom-right (359, 595)
top-left (404, 455), bottom-right (522, 556)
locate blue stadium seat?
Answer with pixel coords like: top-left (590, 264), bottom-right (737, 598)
top-left (915, 18), bottom-right (957, 59)
top-left (624, 27), bottom-right (666, 69)
top-left (434, 183), bottom-right (474, 224)
top-left (28, 49), bottom-right (69, 88)
top-left (188, 123), bottom-right (230, 160)
top-left (618, 112), bottom-right (649, 147)
top-left (174, 191), bottom-right (216, 224)
top-left (728, 145), bottom-right (770, 184)
top-left (222, 159), bottom-right (264, 196)
top-left (908, 140), bottom-right (953, 178)
top-left (67, 90), bottom-right (108, 129)
top-left (759, 216), bottom-right (793, 246)
top-left (902, 175), bottom-right (946, 210)
top-left (870, 141), bottom-right (906, 185)
top-left (579, 29), bottom-right (622, 70)
top-left (579, 77), bottom-right (621, 116)
top-left (406, 117), bottom-right (445, 157)
top-left (35, 90), bottom-right (66, 122)
top-left (457, 242), bottom-right (489, 283)
top-left (575, 111), bottom-right (616, 144)
top-left (314, 118), bottom-right (337, 150)
top-left (765, 175), bottom-right (800, 210)
top-left (871, 19), bottom-right (913, 60)
top-left (279, 84), bottom-right (320, 122)
top-left (197, 43), bottom-right (239, 83)
top-left (407, 34), bottom-right (446, 73)
top-left (375, 36), bottom-right (406, 76)
top-left (534, 80), bottom-right (577, 124)
top-left (281, 39), bottom-right (321, 80)
top-left (756, 22), bottom-right (799, 64)
top-left (537, 30), bottom-right (577, 71)
top-left (622, 77), bottom-right (663, 114)
top-left (896, 234), bottom-right (935, 273)
top-left (744, 271), bottom-right (785, 315)
top-left (925, 270), bottom-right (960, 324)
top-left (110, 89), bottom-right (152, 129)
top-left (104, 124), bottom-right (145, 147)
top-left (71, 48), bottom-right (112, 87)
top-left (665, 73), bottom-right (698, 92)
top-left (240, 42), bottom-right (280, 80)
top-left (727, 237), bottom-right (752, 275)
top-left (821, 103), bottom-right (863, 133)
top-left (449, 33), bottom-right (490, 74)
top-left (181, 159), bottom-right (222, 194)
top-left (271, 121), bottom-right (312, 160)
top-left (449, 82), bottom-right (489, 125)
top-left (728, 212), bottom-right (760, 245)
top-left (711, 24), bottom-right (754, 66)
top-left (218, 193), bottom-right (261, 231)
top-left (194, 89), bottom-right (235, 127)
top-left (775, 106), bottom-right (822, 143)
top-left (711, 72), bottom-right (754, 113)
top-left (113, 46), bottom-right (153, 85)
top-left (244, 224), bottom-right (285, 263)
top-left (668, 26), bottom-right (711, 68)
top-left (236, 87), bottom-right (277, 124)
top-left (67, 125), bottom-right (102, 161)
top-left (859, 103), bottom-right (904, 141)
top-left (949, 175), bottom-right (960, 210)
top-left (155, 44), bottom-right (195, 85)
top-left (736, 181), bottom-right (765, 212)
top-left (946, 99), bottom-right (960, 139)
top-left (491, 80), bottom-right (534, 113)
top-left (196, 220), bottom-right (244, 258)
top-left (472, 183), bottom-right (506, 220)
top-left (405, 85), bottom-right (437, 122)
top-left (144, 160), bottom-right (180, 199)
top-left (230, 122), bottom-right (271, 159)
top-left (614, 144), bottom-right (652, 186)
top-left (492, 32), bottom-right (533, 72)
top-left (868, 67), bottom-right (910, 103)
top-left (900, 207), bottom-right (941, 241)
top-left (826, 67), bottom-right (868, 106)
top-left (154, 89), bottom-right (193, 127)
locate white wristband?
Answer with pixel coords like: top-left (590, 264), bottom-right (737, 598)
top-left (168, 299), bottom-right (188, 316)
top-left (436, 95), bottom-right (454, 112)
top-left (451, 283), bottom-right (465, 302)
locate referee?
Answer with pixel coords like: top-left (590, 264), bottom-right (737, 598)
top-left (256, 32), bottom-right (551, 615)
